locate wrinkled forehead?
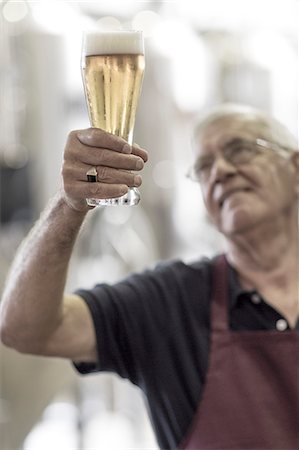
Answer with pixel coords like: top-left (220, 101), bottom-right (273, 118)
top-left (193, 116), bottom-right (268, 156)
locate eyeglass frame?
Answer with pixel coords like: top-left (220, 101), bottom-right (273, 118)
top-left (187, 137), bottom-right (297, 183)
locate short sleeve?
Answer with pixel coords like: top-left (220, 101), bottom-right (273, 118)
top-left (72, 261), bottom-right (185, 386)
top-left (71, 258), bottom-right (214, 450)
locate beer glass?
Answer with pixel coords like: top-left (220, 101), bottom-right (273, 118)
top-left (81, 30), bottom-right (145, 206)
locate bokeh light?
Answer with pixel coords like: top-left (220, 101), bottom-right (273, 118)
top-left (132, 10), bottom-right (161, 37)
top-left (96, 16), bottom-right (122, 31)
top-left (2, 0), bottom-right (29, 23)
top-left (152, 160), bottom-right (176, 189)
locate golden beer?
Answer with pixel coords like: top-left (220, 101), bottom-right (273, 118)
top-left (81, 31), bottom-right (145, 206)
top-left (83, 54), bottom-right (145, 144)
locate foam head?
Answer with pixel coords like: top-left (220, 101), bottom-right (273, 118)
top-left (83, 31), bottom-right (144, 56)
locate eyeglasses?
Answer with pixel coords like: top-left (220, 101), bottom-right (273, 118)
top-left (188, 138), bottom-right (295, 183)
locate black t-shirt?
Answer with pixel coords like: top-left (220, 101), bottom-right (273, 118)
top-left (73, 256), bottom-right (299, 450)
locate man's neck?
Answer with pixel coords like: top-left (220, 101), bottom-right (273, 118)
top-left (225, 210), bottom-right (297, 269)
top-left (225, 217), bottom-right (299, 327)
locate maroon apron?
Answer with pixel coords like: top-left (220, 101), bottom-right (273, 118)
top-left (179, 254), bottom-right (299, 450)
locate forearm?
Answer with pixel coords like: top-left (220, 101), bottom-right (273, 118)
top-left (0, 128), bottom-right (147, 355)
top-left (0, 190), bottom-right (88, 351)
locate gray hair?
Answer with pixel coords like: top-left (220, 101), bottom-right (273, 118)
top-left (193, 103), bottom-right (298, 150)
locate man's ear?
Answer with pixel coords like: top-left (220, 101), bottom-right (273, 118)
top-left (292, 151), bottom-right (299, 195)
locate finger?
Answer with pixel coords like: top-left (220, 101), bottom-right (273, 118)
top-left (64, 161), bottom-right (142, 187)
top-left (64, 180), bottom-right (129, 200)
top-left (76, 128), bottom-right (132, 154)
top-left (95, 167), bottom-right (142, 187)
top-left (132, 143), bottom-right (148, 162)
top-left (71, 143), bottom-right (145, 171)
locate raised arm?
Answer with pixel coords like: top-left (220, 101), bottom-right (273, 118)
top-left (0, 128), bottom-right (147, 362)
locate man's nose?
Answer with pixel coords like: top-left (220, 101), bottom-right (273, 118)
top-left (209, 155), bottom-right (238, 183)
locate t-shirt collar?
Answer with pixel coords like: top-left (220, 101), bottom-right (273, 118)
top-left (228, 262), bottom-right (256, 309)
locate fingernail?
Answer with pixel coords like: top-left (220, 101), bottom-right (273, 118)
top-left (136, 159), bottom-right (144, 170)
top-left (134, 175), bottom-right (142, 186)
top-left (120, 185), bottom-right (128, 195)
top-left (122, 143), bottom-right (132, 154)
top-left (77, 131), bottom-right (90, 143)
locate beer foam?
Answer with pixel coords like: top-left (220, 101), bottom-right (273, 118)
top-left (83, 31), bottom-right (144, 56)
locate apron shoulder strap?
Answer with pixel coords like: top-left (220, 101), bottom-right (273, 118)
top-left (210, 254), bottom-right (230, 332)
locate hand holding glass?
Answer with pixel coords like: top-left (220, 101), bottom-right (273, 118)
top-left (81, 30), bottom-right (145, 206)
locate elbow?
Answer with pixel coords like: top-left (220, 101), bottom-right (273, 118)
top-left (0, 322), bottom-right (33, 354)
top-left (0, 321), bottom-right (49, 356)
top-left (0, 308), bottom-right (33, 353)
top-left (0, 305), bottom-right (17, 349)
top-left (0, 323), bottom-right (17, 349)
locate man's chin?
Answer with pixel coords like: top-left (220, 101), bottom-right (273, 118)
top-left (218, 209), bottom-right (256, 237)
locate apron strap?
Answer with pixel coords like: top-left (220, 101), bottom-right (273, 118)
top-left (210, 254), bottom-right (229, 332)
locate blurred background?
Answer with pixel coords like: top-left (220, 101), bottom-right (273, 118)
top-left (0, 0), bottom-right (298, 449)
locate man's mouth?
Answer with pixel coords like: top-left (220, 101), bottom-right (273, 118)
top-left (219, 188), bottom-right (252, 208)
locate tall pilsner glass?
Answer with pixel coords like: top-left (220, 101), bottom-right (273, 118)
top-left (81, 31), bottom-right (145, 206)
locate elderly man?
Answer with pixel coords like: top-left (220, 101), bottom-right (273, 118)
top-left (0, 104), bottom-right (298, 450)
